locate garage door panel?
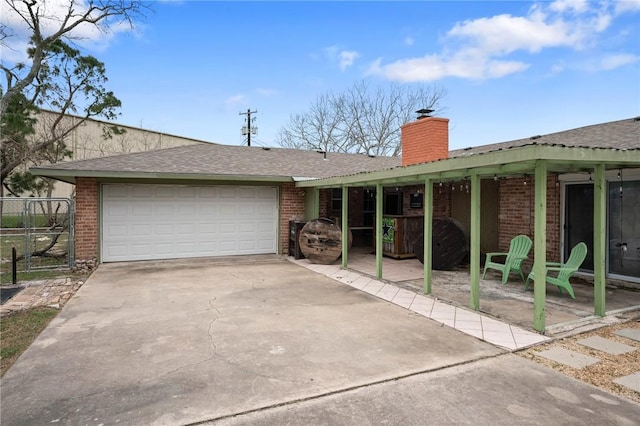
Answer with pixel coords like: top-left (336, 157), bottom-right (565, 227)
top-left (154, 244), bottom-right (173, 255)
top-left (176, 223), bottom-right (196, 235)
top-left (132, 224), bottom-right (153, 236)
top-left (131, 186), bottom-right (154, 197)
top-left (177, 204), bottom-right (196, 215)
top-left (105, 224), bottom-right (129, 237)
top-left (218, 187), bottom-right (237, 198)
top-left (102, 184), bottom-right (277, 262)
top-left (178, 187), bottom-right (198, 198)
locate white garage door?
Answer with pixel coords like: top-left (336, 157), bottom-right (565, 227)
top-left (101, 184), bottom-right (278, 262)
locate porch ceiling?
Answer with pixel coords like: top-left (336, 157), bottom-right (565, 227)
top-left (296, 144), bottom-right (640, 188)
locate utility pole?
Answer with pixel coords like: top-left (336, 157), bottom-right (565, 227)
top-left (239, 109), bottom-right (258, 146)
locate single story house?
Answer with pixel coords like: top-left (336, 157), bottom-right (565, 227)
top-left (32, 115), bottom-right (640, 332)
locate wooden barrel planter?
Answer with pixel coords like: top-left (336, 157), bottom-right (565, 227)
top-left (413, 217), bottom-right (468, 270)
top-left (298, 218), bottom-right (352, 264)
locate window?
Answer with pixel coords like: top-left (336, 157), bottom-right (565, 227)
top-left (363, 188), bottom-right (376, 226)
top-left (331, 188), bottom-right (342, 212)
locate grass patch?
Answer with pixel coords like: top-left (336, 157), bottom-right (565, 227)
top-left (1, 214), bottom-right (52, 228)
top-left (1, 307), bottom-right (59, 376)
top-left (1, 270), bottom-right (73, 285)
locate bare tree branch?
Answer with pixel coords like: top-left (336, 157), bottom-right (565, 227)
top-left (276, 80), bottom-right (446, 156)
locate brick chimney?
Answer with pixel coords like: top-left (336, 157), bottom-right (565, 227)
top-left (401, 114), bottom-right (449, 166)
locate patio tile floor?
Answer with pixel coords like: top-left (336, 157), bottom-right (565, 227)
top-left (290, 257), bottom-right (550, 351)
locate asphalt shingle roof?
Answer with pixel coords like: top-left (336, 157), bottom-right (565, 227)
top-left (38, 144), bottom-right (400, 179)
top-left (34, 117), bottom-right (639, 180)
top-left (450, 117), bottom-right (639, 158)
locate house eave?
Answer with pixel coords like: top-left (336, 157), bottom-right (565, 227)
top-left (29, 168), bottom-right (295, 184)
top-left (296, 145), bottom-right (640, 188)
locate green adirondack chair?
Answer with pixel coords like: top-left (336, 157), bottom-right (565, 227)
top-left (482, 235), bottom-right (533, 284)
top-left (525, 242), bottom-right (588, 299)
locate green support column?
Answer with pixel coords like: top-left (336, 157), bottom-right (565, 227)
top-left (533, 161), bottom-right (548, 333)
top-left (469, 173), bottom-right (481, 310)
top-left (304, 188), bottom-right (320, 220)
top-left (376, 183), bottom-right (383, 279)
top-left (423, 179), bottom-right (433, 294)
top-left (593, 164), bottom-right (606, 316)
top-left (342, 186), bottom-right (349, 269)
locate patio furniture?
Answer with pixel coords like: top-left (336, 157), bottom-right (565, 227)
top-left (482, 235), bottom-right (533, 284)
top-left (525, 242), bottom-right (587, 299)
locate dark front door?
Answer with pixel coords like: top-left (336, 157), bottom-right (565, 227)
top-left (609, 180), bottom-right (640, 279)
top-left (564, 183), bottom-right (594, 271)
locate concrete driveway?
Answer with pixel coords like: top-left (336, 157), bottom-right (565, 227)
top-left (2, 257), bottom-right (639, 425)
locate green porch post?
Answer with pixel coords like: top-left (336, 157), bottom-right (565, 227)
top-left (533, 160), bottom-right (548, 333)
top-left (469, 173), bottom-right (481, 310)
top-left (341, 186), bottom-right (349, 269)
top-left (423, 178), bottom-right (433, 294)
top-left (304, 187), bottom-right (320, 220)
top-left (593, 164), bottom-right (606, 316)
top-left (376, 183), bottom-right (383, 279)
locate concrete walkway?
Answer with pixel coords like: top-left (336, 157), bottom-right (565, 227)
top-left (291, 258), bottom-right (549, 350)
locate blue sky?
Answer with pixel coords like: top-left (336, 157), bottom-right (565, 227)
top-left (3, 0), bottom-right (640, 150)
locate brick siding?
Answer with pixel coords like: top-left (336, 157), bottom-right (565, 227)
top-left (74, 177), bottom-right (99, 264)
top-left (319, 189), bottom-right (329, 218)
top-left (280, 183), bottom-right (306, 255)
top-left (433, 183), bottom-right (452, 218)
top-left (498, 174), bottom-right (561, 267)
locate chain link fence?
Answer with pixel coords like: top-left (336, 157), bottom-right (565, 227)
top-left (1, 197), bottom-right (74, 273)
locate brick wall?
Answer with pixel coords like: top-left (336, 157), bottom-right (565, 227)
top-left (401, 117), bottom-right (449, 166)
top-left (433, 183), bottom-right (452, 218)
top-left (498, 174), bottom-right (561, 266)
top-left (280, 183), bottom-right (306, 255)
top-left (319, 189), bottom-right (329, 218)
top-left (74, 177), bottom-right (99, 264)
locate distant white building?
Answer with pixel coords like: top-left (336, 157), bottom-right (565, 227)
top-left (28, 110), bottom-right (213, 198)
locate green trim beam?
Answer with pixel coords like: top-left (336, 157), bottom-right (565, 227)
top-left (296, 145), bottom-right (640, 189)
top-left (376, 183), bottom-right (383, 279)
top-left (469, 173), bottom-right (481, 310)
top-left (423, 179), bottom-right (433, 294)
top-left (304, 188), bottom-right (320, 220)
top-left (342, 186), bottom-right (349, 269)
top-left (593, 164), bottom-right (606, 316)
top-left (533, 160), bottom-right (548, 333)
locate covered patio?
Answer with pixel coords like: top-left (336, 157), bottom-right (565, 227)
top-left (341, 247), bottom-right (640, 335)
top-left (298, 140), bottom-right (640, 333)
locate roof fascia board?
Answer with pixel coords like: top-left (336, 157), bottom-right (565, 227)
top-left (29, 168), bottom-right (293, 183)
top-left (297, 145), bottom-right (640, 188)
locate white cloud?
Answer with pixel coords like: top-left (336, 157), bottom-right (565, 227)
top-left (367, 49), bottom-right (529, 82)
top-left (548, 0), bottom-right (590, 14)
top-left (615, 0), bottom-right (640, 14)
top-left (368, 0), bottom-right (636, 82)
top-left (339, 50), bottom-right (359, 70)
top-left (404, 36), bottom-right (415, 46)
top-left (596, 53), bottom-right (639, 70)
top-left (321, 45), bottom-right (359, 70)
